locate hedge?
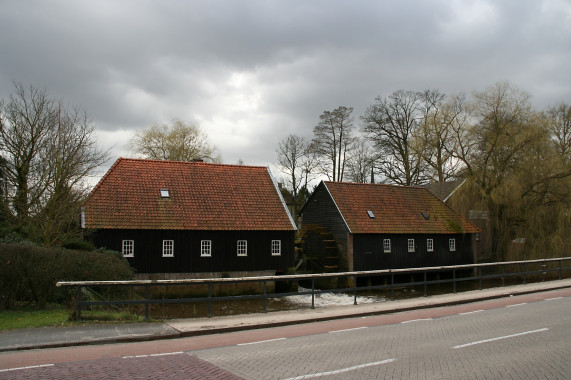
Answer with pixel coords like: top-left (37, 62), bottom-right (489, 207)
top-left (0, 243), bottom-right (134, 309)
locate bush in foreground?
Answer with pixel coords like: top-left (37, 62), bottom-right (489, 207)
top-left (0, 243), bottom-right (134, 310)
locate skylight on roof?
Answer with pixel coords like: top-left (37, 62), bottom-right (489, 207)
top-left (160, 189), bottom-right (170, 198)
top-left (367, 210), bottom-right (375, 218)
top-left (421, 211), bottom-right (430, 220)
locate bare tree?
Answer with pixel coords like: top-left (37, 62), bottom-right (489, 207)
top-left (0, 83), bottom-right (108, 245)
top-left (415, 90), bottom-right (466, 183)
top-left (130, 119), bottom-right (221, 162)
top-left (545, 103), bottom-right (571, 161)
top-left (467, 82), bottom-right (539, 198)
top-left (276, 134), bottom-right (316, 200)
top-left (346, 138), bottom-right (377, 183)
top-left (362, 90), bottom-right (425, 185)
top-left (454, 82), bottom-right (559, 260)
top-left (311, 106), bottom-right (356, 182)
top-left (0, 83), bottom-right (54, 223)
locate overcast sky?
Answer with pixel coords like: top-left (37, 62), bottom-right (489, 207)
top-left (1, 0), bottom-right (570, 181)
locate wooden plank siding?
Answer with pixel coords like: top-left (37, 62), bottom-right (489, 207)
top-left (298, 183), bottom-right (350, 267)
top-left (92, 229), bottom-right (295, 274)
top-left (353, 233), bottom-right (473, 271)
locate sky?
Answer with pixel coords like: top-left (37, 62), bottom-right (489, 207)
top-left (1, 0), bottom-right (570, 182)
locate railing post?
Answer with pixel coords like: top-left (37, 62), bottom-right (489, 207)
top-left (207, 283), bottom-right (212, 317)
top-left (501, 264), bottom-right (505, 287)
top-left (144, 284), bottom-right (150, 321)
top-left (542, 260), bottom-right (546, 282)
top-left (311, 278), bottom-right (315, 309)
top-left (76, 285), bottom-right (82, 321)
top-left (453, 268), bottom-right (456, 293)
top-left (559, 259), bottom-right (562, 280)
top-left (423, 271), bottom-right (427, 297)
top-left (263, 280), bottom-right (267, 313)
top-left (478, 267), bottom-right (482, 290)
top-left (390, 271), bottom-right (394, 301)
top-left (353, 276), bottom-right (357, 305)
top-left (523, 263), bottom-right (527, 284)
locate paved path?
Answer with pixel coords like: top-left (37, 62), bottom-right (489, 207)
top-left (1, 279), bottom-right (570, 353)
top-left (0, 353), bottom-right (243, 380)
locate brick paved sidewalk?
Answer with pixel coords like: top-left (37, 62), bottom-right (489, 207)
top-left (0, 353), bottom-right (243, 380)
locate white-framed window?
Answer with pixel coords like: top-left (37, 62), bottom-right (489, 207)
top-left (162, 240), bottom-right (174, 257)
top-left (201, 240), bottom-right (212, 257)
top-left (122, 240), bottom-right (134, 257)
top-left (449, 238), bottom-right (456, 252)
top-left (383, 239), bottom-right (391, 253)
top-left (271, 240), bottom-right (281, 256)
top-left (237, 240), bottom-right (247, 256)
top-left (427, 239), bottom-right (434, 252)
top-left (408, 239), bottom-right (415, 253)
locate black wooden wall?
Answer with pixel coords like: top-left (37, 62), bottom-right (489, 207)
top-left (91, 229), bottom-right (295, 274)
top-left (353, 233), bottom-right (474, 271)
top-left (300, 182), bottom-right (350, 258)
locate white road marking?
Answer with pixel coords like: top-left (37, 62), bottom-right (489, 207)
top-left (544, 297), bottom-right (563, 301)
top-left (459, 310), bottom-right (484, 315)
top-left (149, 351), bottom-right (184, 357)
top-left (0, 364), bottom-right (54, 372)
top-left (329, 327), bottom-right (368, 333)
top-left (452, 328), bottom-right (549, 349)
top-left (237, 338), bottom-right (286, 346)
top-left (123, 351), bottom-right (183, 359)
top-left (401, 318), bottom-right (432, 324)
top-left (281, 358), bottom-right (397, 380)
top-left (506, 303), bottom-right (528, 307)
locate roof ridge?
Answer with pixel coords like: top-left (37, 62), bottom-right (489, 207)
top-left (117, 157), bottom-right (267, 170)
top-left (324, 181), bottom-right (427, 190)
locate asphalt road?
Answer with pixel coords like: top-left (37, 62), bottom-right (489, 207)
top-left (1, 289), bottom-right (569, 379)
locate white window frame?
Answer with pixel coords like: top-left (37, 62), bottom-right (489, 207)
top-left (201, 240), bottom-right (212, 257)
top-left (122, 240), bottom-right (134, 257)
top-left (271, 240), bottom-right (281, 256)
top-left (237, 240), bottom-right (248, 256)
top-left (383, 239), bottom-right (391, 253)
top-left (408, 239), bottom-right (415, 253)
top-left (162, 240), bottom-right (174, 257)
top-left (427, 239), bottom-right (434, 252)
top-left (449, 238), bottom-right (456, 252)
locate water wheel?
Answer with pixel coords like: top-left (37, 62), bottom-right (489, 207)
top-left (297, 224), bottom-right (344, 273)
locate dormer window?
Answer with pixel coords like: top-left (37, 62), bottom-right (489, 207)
top-left (367, 210), bottom-right (375, 218)
top-left (160, 189), bottom-right (170, 198)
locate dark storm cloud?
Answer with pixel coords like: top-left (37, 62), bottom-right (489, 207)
top-left (1, 0), bottom-right (569, 170)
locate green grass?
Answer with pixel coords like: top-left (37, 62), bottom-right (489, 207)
top-left (0, 304), bottom-right (148, 331)
top-left (0, 304), bottom-right (71, 331)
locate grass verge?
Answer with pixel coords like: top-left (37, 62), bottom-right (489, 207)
top-left (0, 304), bottom-right (148, 331)
top-left (0, 304), bottom-right (71, 331)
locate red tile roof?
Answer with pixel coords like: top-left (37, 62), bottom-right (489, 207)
top-left (84, 158), bottom-right (296, 231)
top-left (323, 181), bottom-right (480, 234)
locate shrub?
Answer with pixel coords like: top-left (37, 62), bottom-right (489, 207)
top-left (0, 243), bottom-right (134, 309)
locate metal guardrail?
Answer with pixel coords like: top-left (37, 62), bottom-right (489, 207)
top-left (57, 257), bottom-right (571, 321)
